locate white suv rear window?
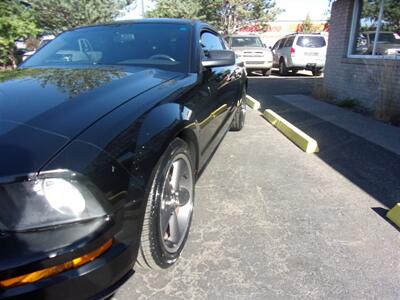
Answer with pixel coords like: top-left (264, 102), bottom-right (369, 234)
top-left (296, 36), bottom-right (326, 48)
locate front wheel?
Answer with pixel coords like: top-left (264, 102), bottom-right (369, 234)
top-left (312, 69), bottom-right (322, 76)
top-left (230, 87), bottom-right (247, 131)
top-left (262, 69), bottom-right (271, 77)
top-left (137, 138), bottom-right (194, 270)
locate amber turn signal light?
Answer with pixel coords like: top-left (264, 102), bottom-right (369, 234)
top-left (0, 239), bottom-right (113, 289)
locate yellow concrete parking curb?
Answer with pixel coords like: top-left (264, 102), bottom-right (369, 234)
top-left (246, 95), bottom-right (261, 110)
top-left (263, 109), bottom-right (319, 154)
top-left (387, 203), bottom-right (400, 228)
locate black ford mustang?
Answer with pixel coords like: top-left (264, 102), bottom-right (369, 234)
top-left (0, 19), bottom-right (247, 299)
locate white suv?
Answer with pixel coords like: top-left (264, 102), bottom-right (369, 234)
top-left (271, 33), bottom-right (327, 76)
top-left (226, 34), bottom-right (273, 76)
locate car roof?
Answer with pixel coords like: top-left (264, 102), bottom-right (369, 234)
top-left (73, 18), bottom-right (208, 31)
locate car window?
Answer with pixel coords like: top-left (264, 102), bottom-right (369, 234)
top-left (201, 32), bottom-right (224, 51)
top-left (284, 36), bottom-right (295, 47)
top-left (272, 40), bottom-right (281, 50)
top-left (22, 23), bottom-right (192, 72)
top-left (230, 36), bottom-right (263, 47)
top-left (296, 36), bottom-right (326, 48)
top-left (278, 39), bottom-right (286, 49)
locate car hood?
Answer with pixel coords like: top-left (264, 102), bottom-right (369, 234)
top-left (0, 66), bottom-right (180, 180)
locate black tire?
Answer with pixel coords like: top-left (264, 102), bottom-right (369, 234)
top-left (291, 69), bottom-right (298, 75)
top-left (230, 87), bottom-right (247, 131)
top-left (278, 59), bottom-right (288, 76)
top-left (262, 69), bottom-right (271, 77)
top-left (312, 69), bottom-right (322, 76)
top-left (137, 138), bottom-right (195, 270)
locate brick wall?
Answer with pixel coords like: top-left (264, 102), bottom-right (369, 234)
top-left (324, 0), bottom-right (400, 113)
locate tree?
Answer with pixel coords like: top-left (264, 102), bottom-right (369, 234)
top-left (218, 0), bottom-right (283, 34)
top-left (298, 14), bottom-right (316, 33)
top-left (0, 0), bottom-right (39, 68)
top-left (29, 0), bottom-right (135, 34)
top-left (147, 0), bottom-right (201, 19)
top-left (361, 0), bottom-right (400, 32)
top-left (147, 0), bottom-right (283, 34)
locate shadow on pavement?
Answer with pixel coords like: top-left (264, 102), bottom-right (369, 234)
top-left (254, 95), bottom-right (400, 210)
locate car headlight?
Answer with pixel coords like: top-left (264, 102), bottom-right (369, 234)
top-left (0, 170), bottom-right (107, 231)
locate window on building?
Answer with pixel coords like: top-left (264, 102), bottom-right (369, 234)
top-left (349, 0), bottom-right (400, 59)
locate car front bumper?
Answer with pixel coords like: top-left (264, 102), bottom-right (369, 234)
top-left (0, 240), bottom-right (135, 300)
top-left (244, 59), bottom-right (273, 70)
top-left (0, 206), bottom-right (142, 300)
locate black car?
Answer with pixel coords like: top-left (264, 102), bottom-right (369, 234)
top-left (0, 19), bottom-right (247, 299)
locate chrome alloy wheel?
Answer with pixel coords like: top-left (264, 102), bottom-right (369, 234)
top-left (159, 154), bottom-right (193, 253)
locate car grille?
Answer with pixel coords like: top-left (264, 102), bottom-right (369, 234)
top-left (246, 61), bottom-right (265, 65)
top-left (243, 51), bottom-right (264, 57)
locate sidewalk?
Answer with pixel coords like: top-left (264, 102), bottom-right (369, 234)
top-left (248, 92), bottom-right (400, 210)
top-left (275, 94), bottom-right (400, 156)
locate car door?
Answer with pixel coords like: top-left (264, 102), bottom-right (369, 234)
top-left (196, 30), bottom-right (240, 164)
top-left (271, 39), bottom-right (282, 67)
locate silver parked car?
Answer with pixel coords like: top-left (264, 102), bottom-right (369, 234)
top-left (226, 34), bottom-right (273, 76)
top-left (271, 33), bottom-right (327, 76)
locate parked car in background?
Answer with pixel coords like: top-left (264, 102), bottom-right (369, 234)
top-left (226, 34), bottom-right (273, 76)
top-left (356, 31), bottom-right (400, 56)
top-left (271, 33), bottom-right (327, 76)
top-left (22, 35), bottom-right (55, 61)
top-left (0, 19), bottom-right (247, 300)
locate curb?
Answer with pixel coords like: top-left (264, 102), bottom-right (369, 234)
top-left (387, 203), bottom-right (400, 228)
top-left (246, 95), bottom-right (261, 110)
top-left (263, 109), bottom-right (319, 154)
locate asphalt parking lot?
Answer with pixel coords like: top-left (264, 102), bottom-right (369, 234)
top-left (115, 74), bottom-right (400, 300)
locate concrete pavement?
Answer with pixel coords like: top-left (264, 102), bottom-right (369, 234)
top-left (115, 103), bottom-right (400, 299)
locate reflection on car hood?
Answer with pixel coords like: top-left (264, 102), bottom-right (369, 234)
top-left (0, 66), bottom-right (180, 138)
top-left (0, 66), bottom-right (180, 181)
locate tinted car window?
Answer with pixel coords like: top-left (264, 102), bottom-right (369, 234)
top-left (284, 36), bottom-right (295, 47)
top-left (278, 39), bottom-right (286, 49)
top-left (272, 40), bottom-right (281, 50)
top-left (201, 32), bottom-right (224, 50)
top-left (231, 36), bottom-right (263, 47)
top-left (296, 36), bottom-right (326, 48)
top-left (22, 23), bottom-right (192, 72)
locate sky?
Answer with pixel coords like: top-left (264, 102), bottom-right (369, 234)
top-left (117, 0), bottom-right (331, 22)
top-left (275, 0), bottom-right (331, 21)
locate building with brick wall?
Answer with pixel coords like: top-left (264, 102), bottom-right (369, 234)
top-left (324, 0), bottom-right (399, 120)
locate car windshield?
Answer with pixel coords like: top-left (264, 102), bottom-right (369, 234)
top-left (296, 36), bottom-right (326, 48)
top-left (231, 36), bottom-right (263, 47)
top-left (22, 23), bottom-right (191, 72)
top-left (369, 32), bottom-right (399, 44)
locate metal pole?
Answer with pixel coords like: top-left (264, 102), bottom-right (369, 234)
top-left (372, 0), bottom-right (385, 55)
top-left (141, 0), bottom-right (145, 18)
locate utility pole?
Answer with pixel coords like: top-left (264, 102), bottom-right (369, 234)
top-left (141, 0), bottom-right (145, 18)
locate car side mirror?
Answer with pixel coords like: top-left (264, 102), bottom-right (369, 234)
top-left (202, 50), bottom-right (236, 68)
